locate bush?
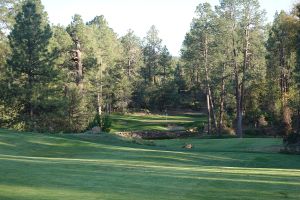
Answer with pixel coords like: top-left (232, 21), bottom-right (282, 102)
top-left (87, 113), bottom-right (112, 133)
top-left (284, 133), bottom-right (300, 145)
top-left (221, 127), bottom-right (236, 136)
top-left (88, 113), bottom-right (102, 129)
top-left (244, 128), bottom-right (266, 137)
top-left (282, 133), bottom-right (300, 154)
top-left (196, 123), bottom-right (205, 133)
top-left (102, 115), bottom-right (112, 133)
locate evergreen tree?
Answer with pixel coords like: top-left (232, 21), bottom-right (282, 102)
top-left (63, 14), bottom-right (93, 132)
top-left (7, 0), bottom-right (55, 130)
top-left (159, 46), bottom-right (173, 81)
top-left (266, 11), bottom-right (297, 135)
top-left (143, 25), bottom-right (162, 85)
top-left (295, 4), bottom-right (300, 133)
top-left (87, 15), bottom-right (123, 114)
top-left (182, 3), bottom-right (218, 134)
top-left (0, 0), bottom-right (19, 37)
top-left (0, 0), bottom-right (20, 127)
top-left (120, 30), bottom-right (143, 79)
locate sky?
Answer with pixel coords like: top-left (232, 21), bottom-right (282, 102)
top-left (41, 0), bottom-right (297, 56)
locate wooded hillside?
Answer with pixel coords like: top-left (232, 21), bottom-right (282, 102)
top-left (1, 0), bottom-right (300, 140)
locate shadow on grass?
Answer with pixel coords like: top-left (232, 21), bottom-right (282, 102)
top-left (1, 130), bottom-right (300, 200)
top-left (0, 153), bottom-right (300, 200)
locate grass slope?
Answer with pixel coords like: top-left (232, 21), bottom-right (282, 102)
top-left (110, 113), bottom-right (205, 132)
top-left (0, 129), bottom-right (300, 200)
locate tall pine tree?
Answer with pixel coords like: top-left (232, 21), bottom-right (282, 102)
top-left (7, 0), bottom-right (54, 130)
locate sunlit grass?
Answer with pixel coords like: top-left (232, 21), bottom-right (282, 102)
top-left (0, 130), bottom-right (299, 199)
top-left (110, 113), bottom-right (206, 132)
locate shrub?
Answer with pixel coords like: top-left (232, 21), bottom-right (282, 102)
top-left (244, 128), bottom-right (266, 137)
top-left (102, 115), bottom-right (112, 133)
top-left (87, 113), bottom-right (112, 133)
top-left (88, 113), bottom-right (102, 129)
top-left (284, 133), bottom-right (300, 145)
top-left (196, 123), bottom-right (205, 133)
top-left (222, 127), bottom-right (236, 136)
top-left (279, 106), bottom-right (293, 136)
top-left (282, 133), bottom-right (300, 154)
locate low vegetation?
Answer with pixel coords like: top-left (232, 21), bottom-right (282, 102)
top-left (0, 129), bottom-right (299, 200)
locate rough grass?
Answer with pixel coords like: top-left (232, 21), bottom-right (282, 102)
top-left (0, 129), bottom-right (300, 200)
top-left (110, 112), bottom-right (206, 132)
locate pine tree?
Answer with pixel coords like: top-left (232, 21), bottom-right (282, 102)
top-left (266, 11), bottom-right (298, 135)
top-left (120, 30), bottom-right (143, 79)
top-left (293, 4), bottom-right (300, 133)
top-left (182, 3), bottom-right (219, 134)
top-left (143, 25), bottom-right (162, 85)
top-left (7, 0), bottom-right (54, 130)
top-left (0, 0), bottom-right (20, 37)
top-left (64, 14), bottom-right (91, 132)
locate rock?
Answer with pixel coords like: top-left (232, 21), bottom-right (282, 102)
top-left (92, 126), bottom-right (101, 134)
top-left (183, 144), bottom-right (193, 149)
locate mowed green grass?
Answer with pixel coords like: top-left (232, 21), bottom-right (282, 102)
top-left (110, 113), bottom-right (205, 132)
top-left (0, 129), bottom-right (300, 200)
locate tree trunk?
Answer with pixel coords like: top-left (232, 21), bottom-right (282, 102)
top-left (149, 62), bottom-right (152, 84)
top-left (208, 87), bottom-right (218, 131)
top-left (97, 93), bottom-right (102, 116)
top-left (28, 71), bottom-right (34, 129)
top-left (297, 107), bottom-right (300, 134)
top-left (240, 21), bottom-right (250, 138)
top-left (206, 93), bottom-right (211, 135)
top-left (218, 63), bottom-right (226, 136)
top-left (204, 34), bottom-right (217, 133)
top-left (97, 59), bottom-right (103, 116)
top-left (73, 39), bottom-right (83, 93)
top-left (279, 39), bottom-right (292, 135)
top-left (297, 90), bottom-right (300, 134)
top-left (233, 37), bottom-right (243, 137)
top-left (279, 38), bottom-right (287, 110)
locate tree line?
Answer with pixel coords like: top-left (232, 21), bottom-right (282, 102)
top-left (1, 0), bottom-right (300, 137)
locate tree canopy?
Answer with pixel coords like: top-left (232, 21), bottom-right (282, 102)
top-left (0, 0), bottom-right (300, 138)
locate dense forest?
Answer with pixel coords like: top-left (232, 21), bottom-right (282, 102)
top-left (1, 0), bottom-right (300, 139)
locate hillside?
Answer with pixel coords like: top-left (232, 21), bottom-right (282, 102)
top-left (0, 130), bottom-right (299, 200)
